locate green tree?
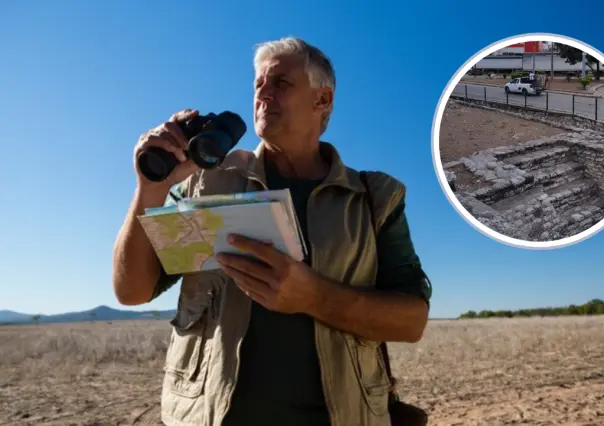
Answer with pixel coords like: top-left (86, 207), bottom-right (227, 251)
top-left (457, 298), bottom-right (604, 320)
top-left (31, 314), bottom-right (41, 325)
top-left (557, 45), bottom-right (600, 80)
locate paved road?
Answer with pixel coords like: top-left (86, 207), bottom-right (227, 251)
top-left (452, 83), bottom-right (603, 123)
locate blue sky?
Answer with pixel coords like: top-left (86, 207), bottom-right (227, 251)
top-left (1, 1), bottom-right (603, 319)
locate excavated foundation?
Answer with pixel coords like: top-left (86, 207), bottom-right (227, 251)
top-left (444, 130), bottom-right (604, 242)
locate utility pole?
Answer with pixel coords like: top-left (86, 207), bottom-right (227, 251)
top-left (550, 41), bottom-right (554, 87)
top-left (532, 41), bottom-right (536, 73)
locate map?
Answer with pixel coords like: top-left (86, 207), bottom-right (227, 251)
top-left (138, 192), bottom-right (305, 276)
top-left (139, 209), bottom-right (225, 274)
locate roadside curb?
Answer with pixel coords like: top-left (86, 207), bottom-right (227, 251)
top-left (459, 80), bottom-right (602, 98)
top-left (593, 84), bottom-right (604, 96)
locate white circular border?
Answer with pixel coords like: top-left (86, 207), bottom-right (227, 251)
top-left (432, 32), bottom-right (604, 250)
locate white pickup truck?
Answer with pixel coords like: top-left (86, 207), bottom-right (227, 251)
top-left (504, 76), bottom-right (544, 96)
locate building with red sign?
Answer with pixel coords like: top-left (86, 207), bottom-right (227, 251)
top-left (474, 41), bottom-right (603, 72)
top-left (493, 42), bottom-right (545, 56)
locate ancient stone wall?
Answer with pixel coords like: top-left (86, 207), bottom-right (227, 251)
top-left (570, 143), bottom-right (604, 192)
top-left (453, 192), bottom-right (524, 240)
top-left (561, 206), bottom-right (604, 237)
top-left (444, 128), bottom-right (604, 242)
top-left (500, 194), bottom-right (560, 241)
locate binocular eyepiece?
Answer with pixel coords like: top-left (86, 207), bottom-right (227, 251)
top-left (137, 111), bottom-right (247, 182)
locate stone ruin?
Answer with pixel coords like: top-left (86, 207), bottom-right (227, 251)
top-left (444, 129), bottom-right (604, 241)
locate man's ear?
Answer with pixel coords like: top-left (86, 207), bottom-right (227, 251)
top-left (314, 88), bottom-right (334, 112)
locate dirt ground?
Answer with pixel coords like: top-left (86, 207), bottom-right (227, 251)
top-left (460, 76), bottom-right (600, 95)
top-left (1, 316), bottom-right (604, 426)
top-left (438, 101), bottom-right (566, 163)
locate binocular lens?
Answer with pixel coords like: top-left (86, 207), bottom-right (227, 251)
top-left (188, 130), bottom-right (232, 168)
top-left (138, 147), bottom-right (179, 182)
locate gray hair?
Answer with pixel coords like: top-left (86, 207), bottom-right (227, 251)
top-left (253, 37), bottom-right (336, 134)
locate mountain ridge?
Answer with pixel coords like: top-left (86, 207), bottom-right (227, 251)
top-left (0, 305), bottom-right (177, 324)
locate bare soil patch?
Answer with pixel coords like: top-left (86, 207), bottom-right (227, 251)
top-left (390, 316), bottom-right (604, 426)
top-left (0, 321), bottom-right (167, 426)
top-left (1, 316), bottom-right (604, 425)
top-left (438, 101), bottom-right (566, 163)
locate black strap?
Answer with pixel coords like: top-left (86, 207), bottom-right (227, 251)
top-left (359, 171), bottom-right (399, 403)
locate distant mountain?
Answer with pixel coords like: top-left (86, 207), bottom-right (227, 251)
top-left (0, 305), bottom-right (177, 325)
top-left (0, 309), bottom-right (33, 323)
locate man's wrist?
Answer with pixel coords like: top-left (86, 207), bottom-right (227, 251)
top-left (134, 185), bottom-right (171, 210)
top-left (306, 275), bottom-right (359, 320)
top-left (304, 276), bottom-right (429, 342)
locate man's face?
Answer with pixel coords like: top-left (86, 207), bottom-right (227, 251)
top-left (253, 54), bottom-right (331, 142)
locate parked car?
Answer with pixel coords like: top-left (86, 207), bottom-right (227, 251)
top-left (504, 76), bottom-right (544, 96)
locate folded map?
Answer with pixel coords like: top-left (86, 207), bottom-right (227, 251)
top-left (138, 188), bottom-right (306, 275)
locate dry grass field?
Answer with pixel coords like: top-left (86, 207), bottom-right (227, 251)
top-left (1, 316), bottom-right (604, 426)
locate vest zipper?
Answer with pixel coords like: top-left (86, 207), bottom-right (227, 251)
top-left (307, 183), bottom-right (339, 426)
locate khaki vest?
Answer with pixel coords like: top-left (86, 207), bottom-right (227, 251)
top-left (160, 141), bottom-right (406, 426)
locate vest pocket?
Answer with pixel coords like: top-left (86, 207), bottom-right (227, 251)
top-left (163, 304), bottom-right (213, 399)
top-left (345, 336), bottom-right (391, 416)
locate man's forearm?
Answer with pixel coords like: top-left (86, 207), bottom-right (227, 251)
top-left (112, 189), bottom-right (166, 305)
top-left (308, 277), bottom-right (428, 343)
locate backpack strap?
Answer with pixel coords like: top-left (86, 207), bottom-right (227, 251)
top-left (359, 171), bottom-right (400, 404)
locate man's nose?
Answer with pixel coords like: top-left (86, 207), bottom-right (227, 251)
top-left (256, 82), bottom-right (274, 101)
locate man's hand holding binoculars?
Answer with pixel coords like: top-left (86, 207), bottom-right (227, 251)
top-left (133, 109), bottom-right (201, 205)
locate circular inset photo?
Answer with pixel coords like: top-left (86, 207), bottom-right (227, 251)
top-left (433, 33), bottom-right (604, 249)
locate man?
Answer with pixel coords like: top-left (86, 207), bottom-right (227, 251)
top-left (112, 37), bottom-right (432, 426)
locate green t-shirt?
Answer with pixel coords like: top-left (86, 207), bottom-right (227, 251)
top-left (152, 162), bottom-right (432, 426)
top-left (222, 160), bottom-right (329, 426)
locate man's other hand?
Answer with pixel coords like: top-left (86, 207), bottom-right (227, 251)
top-left (216, 234), bottom-right (321, 315)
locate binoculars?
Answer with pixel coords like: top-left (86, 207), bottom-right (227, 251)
top-left (137, 111), bottom-right (247, 182)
